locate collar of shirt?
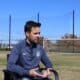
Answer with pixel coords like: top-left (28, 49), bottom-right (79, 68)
top-left (25, 39), bottom-right (37, 49)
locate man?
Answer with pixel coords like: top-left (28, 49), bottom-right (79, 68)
top-left (7, 20), bottom-right (53, 80)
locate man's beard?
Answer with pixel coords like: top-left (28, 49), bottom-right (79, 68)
top-left (29, 38), bottom-right (37, 45)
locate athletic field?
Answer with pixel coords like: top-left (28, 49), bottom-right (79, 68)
top-left (0, 51), bottom-right (80, 80)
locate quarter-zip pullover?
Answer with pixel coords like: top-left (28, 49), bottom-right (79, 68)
top-left (7, 40), bottom-right (53, 77)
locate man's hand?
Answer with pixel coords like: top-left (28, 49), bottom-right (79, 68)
top-left (29, 68), bottom-right (52, 78)
top-left (47, 68), bottom-right (53, 76)
top-left (41, 68), bottom-right (52, 78)
top-left (41, 70), bottom-right (48, 78)
top-left (29, 68), bottom-right (43, 77)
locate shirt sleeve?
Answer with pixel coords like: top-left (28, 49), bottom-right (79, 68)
top-left (7, 43), bottom-right (29, 76)
top-left (41, 47), bottom-right (53, 68)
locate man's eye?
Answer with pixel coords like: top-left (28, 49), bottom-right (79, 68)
top-left (34, 32), bottom-right (40, 35)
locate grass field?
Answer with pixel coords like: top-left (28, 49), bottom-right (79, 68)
top-left (0, 51), bottom-right (9, 80)
top-left (0, 51), bottom-right (80, 80)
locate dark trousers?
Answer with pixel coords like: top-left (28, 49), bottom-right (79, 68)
top-left (21, 77), bottom-right (50, 80)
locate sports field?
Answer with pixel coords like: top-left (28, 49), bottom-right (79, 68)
top-left (0, 51), bottom-right (80, 80)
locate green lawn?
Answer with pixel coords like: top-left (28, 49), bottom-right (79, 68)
top-left (0, 51), bottom-right (9, 80)
top-left (48, 53), bottom-right (80, 80)
top-left (0, 51), bottom-right (80, 80)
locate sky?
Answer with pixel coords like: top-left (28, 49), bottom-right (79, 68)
top-left (0, 0), bottom-right (80, 41)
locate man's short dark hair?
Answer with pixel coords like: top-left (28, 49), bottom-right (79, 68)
top-left (24, 20), bottom-right (41, 33)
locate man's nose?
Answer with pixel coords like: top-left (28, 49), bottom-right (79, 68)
top-left (37, 34), bottom-right (40, 37)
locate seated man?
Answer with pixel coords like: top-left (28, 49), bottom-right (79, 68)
top-left (7, 20), bottom-right (53, 80)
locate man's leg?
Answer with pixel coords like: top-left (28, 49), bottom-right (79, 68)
top-left (21, 77), bottom-right (31, 80)
top-left (33, 77), bottom-right (50, 80)
top-left (42, 78), bottom-right (50, 80)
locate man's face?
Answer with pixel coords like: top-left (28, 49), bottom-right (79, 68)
top-left (26, 27), bottom-right (40, 44)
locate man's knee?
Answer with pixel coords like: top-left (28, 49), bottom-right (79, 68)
top-left (42, 78), bottom-right (50, 80)
top-left (21, 77), bottom-right (31, 80)
top-left (21, 77), bottom-right (50, 80)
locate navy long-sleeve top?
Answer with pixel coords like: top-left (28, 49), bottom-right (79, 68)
top-left (7, 40), bottom-right (53, 77)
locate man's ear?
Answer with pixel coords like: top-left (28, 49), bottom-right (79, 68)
top-left (25, 32), bottom-right (30, 37)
